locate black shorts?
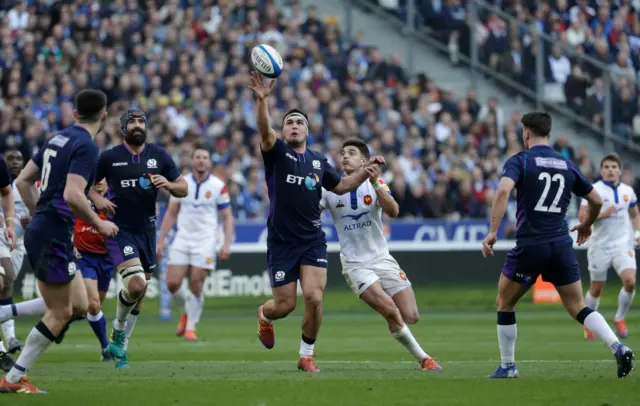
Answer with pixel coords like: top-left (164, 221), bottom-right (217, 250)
top-left (267, 242), bottom-right (327, 288)
top-left (109, 229), bottom-right (157, 275)
top-left (25, 219), bottom-right (75, 285)
top-left (501, 240), bottom-right (581, 287)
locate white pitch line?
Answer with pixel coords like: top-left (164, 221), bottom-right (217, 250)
top-left (128, 359), bottom-right (616, 365)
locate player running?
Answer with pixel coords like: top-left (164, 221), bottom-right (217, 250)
top-left (0, 155), bottom-right (16, 373)
top-left (482, 112), bottom-right (633, 379)
top-left (0, 149), bottom-right (25, 359)
top-left (249, 72), bottom-right (384, 372)
top-left (320, 139), bottom-right (441, 371)
top-left (582, 153), bottom-right (639, 340)
top-left (158, 146), bottom-right (233, 341)
top-left (0, 89), bottom-right (118, 394)
top-left (74, 179), bottom-right (119, 360)
top-left (90, 108), bottom-right (187, 369)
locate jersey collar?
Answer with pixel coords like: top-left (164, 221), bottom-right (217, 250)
top-left (601, 180), bottom-right (620, 190)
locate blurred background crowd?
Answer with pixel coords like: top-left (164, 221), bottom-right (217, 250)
top-left (0, 0), bottom-right (632, 224)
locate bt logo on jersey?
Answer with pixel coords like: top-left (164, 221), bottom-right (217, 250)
top-left (121, 175), bottom-right (153, 190)
top-left (286, 173), bottom-right (319, 191)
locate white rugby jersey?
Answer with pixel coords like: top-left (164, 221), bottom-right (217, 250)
top-left (581, 180), bottom-right (637, 248)
top-left (172, 173), bottom-right (230, 241)
top-left (320, 179), bottom-right (391, 263)
top-left (0, 180), bottom-right (29, 238)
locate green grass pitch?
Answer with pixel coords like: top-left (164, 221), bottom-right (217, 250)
top-left (4, 285), bottom-right (639, 405)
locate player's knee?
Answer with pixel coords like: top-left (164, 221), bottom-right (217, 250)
top-left (51, 305), bottom-right (73, 323)
top-left (121, 265), bottom-right (147, 300)
top-left (622, 278), bottom-right (636, 292)
top-left (87, 298), bottom-right (101, 315)
top-left (495, 294), bottom-right (516, 312)
top-left (274, 295), bottom-right (296, 316)
top-left (303, 289), bottom-right (323, 309)
top-left (189, 279), bottom-right (204, 296)
top-left (403, 310), bottom-right (420, 325)
top-left (166, 278), bottom-right (181, 293)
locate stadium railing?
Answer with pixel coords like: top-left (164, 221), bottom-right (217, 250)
top-left (346, 0), bottom-right (640, 155)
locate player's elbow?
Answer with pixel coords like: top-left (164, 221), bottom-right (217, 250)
top-left (385, 204), bottom-right (400, 218)
top-left (63, 186), bottom-right (81, 207)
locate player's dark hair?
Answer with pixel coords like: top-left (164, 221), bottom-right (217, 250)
top-left (520, 112), bottom-right (552, 137)
top-left (192, 144), bottom-right (211, 158)
top-left (74, 89), bottom-right (107, 123)
top-left (342, 138), bottom-right (370, 158)
top-left (282, 108), bottom-right (309, 125)
top-left (600, 153), bottom-right (621, 168)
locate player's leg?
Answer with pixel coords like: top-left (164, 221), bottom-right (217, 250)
top-left (487, 247), bottom-right (536, 379)
top-left (0, 233), bottom-right (75, 394)
top-left (257, 247), bottom-right (299, 349)
top-left (53, 270), bottom-right (89, 346)
top-left (0, 256), bottom-right (19, 354)
top-left (584, 248), bottom-right (610, 339)
top-left (612, 251), bottom-right (637, 338)
top-left (297, 263), bottom-right (325, 372)
top-left (184, 267), bottom-right (208, 341)
top-left (165, 262), bottom-right (189, 337)
top-left (83, 272), bottom-right (109, 358)
top-left (550, 242), bottom-right (633, 378)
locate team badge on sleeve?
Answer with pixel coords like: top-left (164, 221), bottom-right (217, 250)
top-left (217, 185), bottom-right (231, 210)
top-left (379, 180), bottom-right (391, 195)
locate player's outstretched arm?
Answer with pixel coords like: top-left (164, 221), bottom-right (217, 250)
top-left (579, 188), bottom-right (603, 227)
top-left (15, 160), bottom-right (40, 214)
top-left (64, 174), bottom-right (118, 238)
top-left (489, 177), bottom-right (515, 235)
top-left (219, 206), bottom-right (234, 260)
top-left (330, 156), bottom-right (386, 195)
top-left (0, 158), bottom-right (16, 249)
top-left (153, 176), bottom-right (188, 198)
top-left (157, 198), bottom-right (180, 259)
top-left (249, 71), bottom-right (277, 151)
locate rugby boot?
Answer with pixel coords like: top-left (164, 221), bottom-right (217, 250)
top-left (101, 348), bottom-right (113, 362)
top-left (114, 353), bottom-right (130, 369)
top-left (584, 327), bottom-right (596, 340)
top-left (184, 330), bottom-right (199, 341)
top-left (176, 314), bottom-right (187, 337)
top-left (6, 338), bottom-right (21, 354)
top-left (421, 357), bottom-right (442, 371)
top-left (0, 377), bottom-right (47, 394)
top-left (614, 319), bottom-right (629, 339)
top-left (257, 305), bottom-right (275, 349)
top-left (298, 355), bottom-right (320, 372)
top-left (0, 352), bottom-right (14, 372)
top-left (107, 323), bottom-right (127, 359)
top-left (615, 345), bottom-right (634, 378)
top-left (486, 364), bottom-right (519, 378)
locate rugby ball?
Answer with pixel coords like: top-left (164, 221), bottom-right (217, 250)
top-left (251, 44), bottom-right (284, 79)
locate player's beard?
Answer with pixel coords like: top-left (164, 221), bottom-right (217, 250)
top-left (125, 129), bottom-right (147, 146)
top-left (285, 137), bottom-right (305, 149)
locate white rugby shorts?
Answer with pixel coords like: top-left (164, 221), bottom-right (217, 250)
top-left (167, 236), bottom-right (217, 270)
top-left (587, 244), bottom-right (637, 282)
top-left (342, 254), bottom-right (411, 297)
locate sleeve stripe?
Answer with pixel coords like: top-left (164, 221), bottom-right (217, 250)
top-left (631, 202), bottom-right (638, 208)
top-left (217, 202), bottom-right (231, 210)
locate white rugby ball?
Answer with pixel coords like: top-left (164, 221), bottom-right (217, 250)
top-left (251, 44), bottom-right (284, 79)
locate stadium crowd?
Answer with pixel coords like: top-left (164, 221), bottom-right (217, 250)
top-left (0, 0), bottom-right (605, 223)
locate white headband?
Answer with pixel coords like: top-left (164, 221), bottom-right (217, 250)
top-left (284, 112), bottom-right (308, 128)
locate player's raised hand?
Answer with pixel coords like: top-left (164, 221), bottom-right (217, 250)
top-left (248, 71), bottom-right (275, 100)
top-left (94, 194), bottom-right (117, 215)
top-left (367, 155), bottom-right (386, 166)
top-left (219, 243), bottom-right (231, 261)
top-left (571, 222), bottom-right (592, 245)
top-left (482, 232), bottom-right (497, 258)
top-left (4, 226), bottom-right (16, 252)
top-left (365, 164), bottom-right (381, 183)
top-left (151, 174), bottom-right (170, 189)
top-left (97, 220), bottom-right (119, 238)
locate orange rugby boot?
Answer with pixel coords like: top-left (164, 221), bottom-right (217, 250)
top-left (614, 319), bottom-right (629, 338)
top-left (0, 377), bottom-right (47, 394)
top-left (298, 355), bottom-right (320, 372)
top-left (184, 330), bottom-right (199, 341)
top-left (421, 357), bottom-right (443, 371)
top-left (257, 305), bottom-right (275, 349)
top-left (176, 314), bottom-right (187, 337)
top-left (584, 327), bottom-right (596, 340)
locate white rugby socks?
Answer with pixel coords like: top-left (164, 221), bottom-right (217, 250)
top-left (6, 322), bottom-right (54, 384)
top-left (581, 310), bottom-right (621, 354)
top-left (0, 298), bottom-right (47, 321)
top-left (172, 288), bottom-right (187, 313)
top-left (585, 292), bottom-right (600, 312)
top-left (497, 312), bottom-right (517, 367)
top-left (615, 288), bottom-right (635, 321)
top-left (123, 309), bottom-right (140, 349)
top-left (391, 325), bottom-right (429, 361)
top-left (186, 293), bottom-right (204, 331)
top-left (114, 291), bottom-right (136, 330)
top-left (2, 320), bottom-right (15, 341)
top-left (299, 335), bottom-right (316, 357)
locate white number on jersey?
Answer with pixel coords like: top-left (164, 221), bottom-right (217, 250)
top-left (534, 172), bottom-right (565, 213)
top-left (39, 148), bottom-right (58, 192)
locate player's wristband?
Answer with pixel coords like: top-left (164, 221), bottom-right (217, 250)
top-left (371, 181), bottom-right (382, 191)
top-left (4, 217), bottom-right (14, 225)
